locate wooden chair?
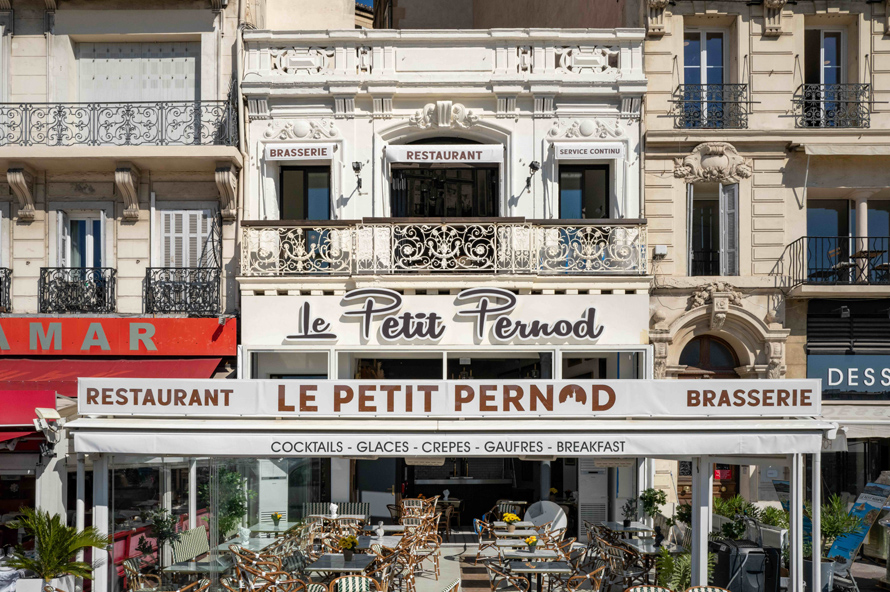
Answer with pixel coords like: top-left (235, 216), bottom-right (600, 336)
top-left (122, 558), bottom-right (161, 592)
top-left (485, 563), bottom-right (530, 592)
top-left (473, 518), bottom-right (497, 565)
top-left (328, 574), bottom-right (382, 592)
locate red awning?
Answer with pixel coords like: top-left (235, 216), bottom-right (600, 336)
top-left (0, 358), bottom-right (223, 398)
top-left (0, 389), bottom-right (57, 442)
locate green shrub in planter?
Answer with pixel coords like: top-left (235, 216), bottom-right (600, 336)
top-left (640, 488), bottom-right (668, 519)
top-left (656, 548), bottom-right (716, 591)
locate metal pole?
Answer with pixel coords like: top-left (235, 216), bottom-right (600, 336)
top-left (791, 453), bottom-right (804, 592)
top-left (76, 454), bottom-right (85, 559)
top-left (189, 458), bottom-right (197, 529)
top-left (812, 452), bottom-right (822, 592)
top-left (691, 455), bottom-right (712, 586)
top-left (92, 455), bottom-right (109, 592)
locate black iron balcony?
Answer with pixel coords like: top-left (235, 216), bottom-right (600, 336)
top-left (674, 84), bottom-right (749, 129)
top-left (786, 236), bottom-right (890, 285)
top-left (144, 267), bottom-right (221, 316)
top-left (691, 250), bottom-right (721, 276)
top-left (0, 268), bottom-right (10, 313)
top-left (0, 100), bottom-right (237, 147)
top-left (39, 268), bottom-right (116, 313)
top-left (793, 84), bottom-right (870, 128)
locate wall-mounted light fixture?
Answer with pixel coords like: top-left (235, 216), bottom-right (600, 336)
top-left (526, 161), bottom-right (541, 190)
top-left (352, 161), bottom-right (363, 190)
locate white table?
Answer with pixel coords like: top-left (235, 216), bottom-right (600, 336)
top-left (494, 521), bottom-right (534, 529)
top-left (307, 514), bottom-right (367, 521)
top-left (218, 537), bottom-right (279, 553)
top-left (247, 521), bottom-right (301, 534)
top-left (495, 529), bottom-right (537, 538)
top-left (361, 524), bottom-right (406, 533)
top-left (0, 568), bottom-right (24, 592)
top-left (356, 535), bottom-right (402, 550)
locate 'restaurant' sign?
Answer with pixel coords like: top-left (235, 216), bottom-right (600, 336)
top-left (554, 142), bottom-right (626, 160)
top-left (242, 288), bottom-right (647, 347)
top-left (0, 318), bottom-right (237, 356)
top-left (264, 143), bottom-right (335, 161)
top-left (78, 378), bottom-right (821, 418)
top-left (385, 144), bottom-right (504, 164)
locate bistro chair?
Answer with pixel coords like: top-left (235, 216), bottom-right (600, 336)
top-left (474, 518), bottom-right (497, 565)
top-left (685, 587), bottom-right (732, 592)
top-left (485, 563), bottom-right (530, 592)
top-left (400, 499), bottom-right (425, 517)
top-left (329, 574), bottom-right (382, 592)
top-left (122, 558), bottom-right (161, 592)
top-left (437, 505), bottom-right (454, 541)
top-left (602, 541), bottom-right (646, 589)
top-left (626, 586), bottom-right (674, 592)
top-left (387, 504), bottom-right (401, 523)
top-left (550, 564), bottom-right (607, 592)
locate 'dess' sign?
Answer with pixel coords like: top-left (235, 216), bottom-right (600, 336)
top-left (79, 378), bottom-right (821, 418)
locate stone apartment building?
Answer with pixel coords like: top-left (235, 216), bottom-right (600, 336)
top-left (643, 0), bottom-right (890, 517)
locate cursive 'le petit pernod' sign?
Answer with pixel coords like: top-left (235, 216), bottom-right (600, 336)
top-left (78, 378), bottom-right (821, 419)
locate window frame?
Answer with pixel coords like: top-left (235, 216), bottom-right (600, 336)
top-left (57, 210), bottom-right (105, 269)
top-left (686, 183), bottom-right (739, 277)
top-left (805, 27), bottom-right (846, 85)
top-left (279, 165), bottom-right (332, 221)
top-left (683, 28), bottom-right (728, 86)
top-left (557, 163), bottom-right (612, 220)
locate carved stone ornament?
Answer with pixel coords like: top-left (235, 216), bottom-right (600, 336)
top-left (763, 0), bottom-right (788, 37)
top-left (114, 162), bottom-right (141, 221)
top-left (766, 340), bottom-right (785, 379)
top-left (674, 142), bottom-right (753, 183)
top-left (215, 162), bottom-right (240, 221)
top-left (270, 47), bottom-right (334, 75)
top-left (555, 46), bottom-right (618, 75)
top-left (688, 281), bottom-right (743, 331)
top-left (7, 163), bottom-right (35, 222)
top-left (263, 120), bottom-right (340, 140)
top-left (409, 101), bottom-right (479, 129)
top-left (647, 0), bottom-right (670, 37)
top-left (548, 118), bottom-right (625, 139)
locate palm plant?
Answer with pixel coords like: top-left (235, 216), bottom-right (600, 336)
top-left (5, 507), bottom-right (109, 582)
top-left (656, 548), bottom-right (716, 591)
top-left (806, 494), bottom-right (864, 556)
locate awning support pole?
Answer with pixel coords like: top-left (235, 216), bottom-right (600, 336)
top-left (691, 455), bottom-right (712, 586)
top-left (161, 464), bottom-right (172, 566)
top-left (540, 460), bottom-right (552, 500)
top-left (791, 453), bottom-right (804, 592)
top-left (92, 454), bottom-right (109, 592)
top-left (189, 458), bottom-right (197, 529)
top-left (76, 453), bottom-right (85, 561)
top-left (812, 452), bottom-right (822, 592)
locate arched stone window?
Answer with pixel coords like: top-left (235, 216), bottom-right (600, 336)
top-left (678, 335), bottom-right (740, 379)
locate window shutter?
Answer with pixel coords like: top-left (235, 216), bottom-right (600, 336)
top-left (686, 184), bottom-right (694, 276)
top-left (161, 210), bottom-right (213, 268)
top-left (57, 211), bottom-right (70, 268)
top-left (161, 211), bottom-right (183, 268)
top-left (99, 209), bottom-right (107, 267)
top-left (720, 183), bottom-right (739, 276)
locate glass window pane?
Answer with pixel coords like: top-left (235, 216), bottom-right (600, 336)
top-left (706, 33), bottom-right (724, 68)
top-left (582, 166), bottom-right (609, 219)
top-left (684, 33), bottom-right (701, 67)
top-left (306, 171), bottom-right (330, 221)
top-left (709, 339), bottom-right (737, 368)
top-left (679, 338), bottom-right (701, 367)
top-left (280, 169), bottom-right (306, 220)
top-left (559, 170), bottom-right (583, 219)
top-left (807, 200), bottom-right (850, 236)
top-left (868, 201), bottom-right (890, 237)
top-left (92, 219), bottom-right (102, 267)
top-left (70, 220), bottom-right (85, 268)
top-left (823, 32), bottom-right (841, 70)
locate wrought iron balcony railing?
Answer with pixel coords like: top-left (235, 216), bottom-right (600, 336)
top-left (786, 236), bottom-right (890, 286)
top-left (0, 100), bottom-right (237, 147)
top-left (144, 267), bottom-right (221, 316)
top-left (674, 84), bottom-right (749, 129)
top-left (241, 219), bottom-right (648, 276)
top-left (39, 267), bottom-right (116, 313)
top-left (793, 84), bottom-right (870, 128)
top-left (0, 268), bottom-right (10, 313)
top-left (690, 250), bottom-right (721, 276)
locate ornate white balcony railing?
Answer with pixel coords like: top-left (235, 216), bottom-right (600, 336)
top-left (241, 219), bottom-right (647, 277)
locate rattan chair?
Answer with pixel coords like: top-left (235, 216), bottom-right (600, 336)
top-left (122, 558), bottom-right (161, 592)
top-left (685, 587), bottom-right (732, 592)
top-left (474, 518), bottom-right (498, 565)
top-left (328, 575), bottom-right (381, 592)
top-left (485, 563), bottom-right (530, 592)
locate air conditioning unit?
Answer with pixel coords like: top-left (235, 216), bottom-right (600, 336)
top-left (257, 459), bottom-right (288, 522)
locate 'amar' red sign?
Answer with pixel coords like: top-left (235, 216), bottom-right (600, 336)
top-left (0, 318), bottom-right (236, 356)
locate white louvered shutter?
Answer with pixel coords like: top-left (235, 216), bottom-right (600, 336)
top-left (686, 184), bottom-right (694, 276)
top-left (78, 42), bottom-right (199, 102)
top-left (57, 211), bottom-right (70, 268)
top-left (161, 210), bottom-right (213, 268)
top-left (719, 183), bottom-right (739, 276)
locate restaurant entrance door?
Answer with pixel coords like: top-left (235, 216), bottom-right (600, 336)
top-left (355, 459), bottom-right (398, 523)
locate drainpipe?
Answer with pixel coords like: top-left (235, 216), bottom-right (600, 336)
top-left (234, 0), bottom-right (249, 318)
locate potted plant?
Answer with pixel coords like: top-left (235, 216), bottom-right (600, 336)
top-left (135, 508), bottom-right (181, 570)
top-left (803, 494), bottom-right (864, 592)
top-left (5, 507), bottom-right (110, 592)
top-left (656, 548), bottom-right (716, 592)
top-left (502, 512), bottom-right (520, 533)
top-left (713, 495), bottom-right (760, 540)
top-left (524, 535), bottom-right (537, 552)
top-left (549, 487), bottom-right (558, 502)
top-left (270, 512), bottom-right (283, 528)
top-left (622, 498), bottom-right (637, 528)
top-left (338, 534), bottom-right (358, 561)
top-left (640, 488), bottom-right (668, 520)
top-left (199, 466), bottom-right (255, 543)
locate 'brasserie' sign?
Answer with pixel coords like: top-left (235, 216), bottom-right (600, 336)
top-left (79, 378), bottom-right (821, 419)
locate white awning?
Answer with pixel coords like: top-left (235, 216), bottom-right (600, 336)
top-left (69, 417), bottom-right (835, 457)
top-left (803, 144), bottom-right (890, 156)
top-left (554, 142), bottom-right (625, 160)
top-left (385, 144), bottom-right (503, 164)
